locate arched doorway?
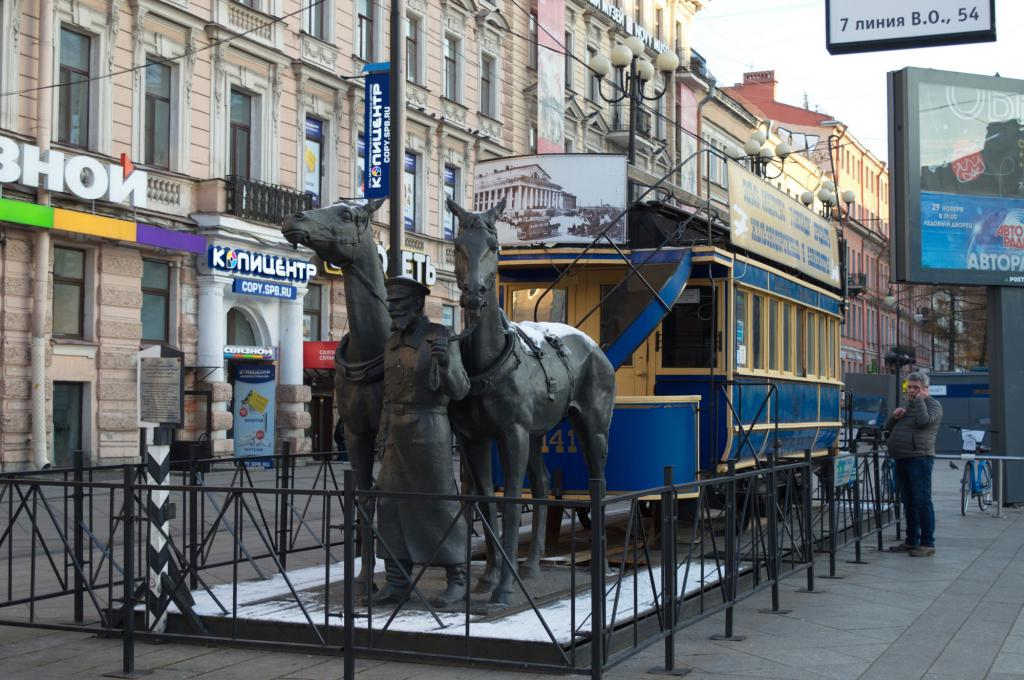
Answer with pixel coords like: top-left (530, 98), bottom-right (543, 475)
top-left (227, 307), bottom-right (260, 346)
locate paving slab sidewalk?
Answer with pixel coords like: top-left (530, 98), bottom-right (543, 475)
top-left (1, 464), bottom-right (1021, 680)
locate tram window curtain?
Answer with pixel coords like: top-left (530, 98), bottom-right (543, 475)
top-left (752, 294), bottom-right (764, 370)
top-left (661, 285), bottom-right (717, 369)
top-left (734, 289), bottom-right (747, 368)
top-left (818, 316), bottom-right (827, 378)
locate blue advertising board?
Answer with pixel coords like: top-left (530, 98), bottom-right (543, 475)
top-left (232, 364), bottom-right (277, 467)
top-left (363, 64), bottom-right (391, 199)
top-left (232, 278), bottom-right (297, 299)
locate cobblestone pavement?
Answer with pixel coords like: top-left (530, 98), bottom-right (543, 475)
top-left (1, 463), bottom-right (1022, 680)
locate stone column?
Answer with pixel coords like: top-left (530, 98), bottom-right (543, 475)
top-left (277, 295), bottom-right (311, 455)
top-left (196, 275), bottom-right (233, 454)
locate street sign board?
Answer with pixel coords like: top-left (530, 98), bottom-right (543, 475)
top-left (826, 0), bottom-right (995, 55)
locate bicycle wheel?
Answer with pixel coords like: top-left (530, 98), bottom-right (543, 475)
top-left (961, 464), bottom-right (971, 516)
top-left (977, 461), bottom-right (994, 511)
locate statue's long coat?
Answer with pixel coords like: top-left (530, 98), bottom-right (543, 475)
top-left (375, 316), bottom-right (470, 565)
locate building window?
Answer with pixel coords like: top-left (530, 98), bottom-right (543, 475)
top-left (586, 46), bottom-right (599, 101)
top-left (303, 116), bottom-right (325, 207)
top-left (403, 151), bottom-right (418, 232)
top-left (564, 30), bottom-right (574, 89)
top-left (528, 13), bottom-right (538, 69)
top-left (656, 8), bottom-right (664, 41)
top-left (304, 284), bottom-right (323, 341)
top-left (58, 28), bottom-right (91, 148)
top-left (235, 0), bottom-right (257, 8)
top-left (443, 164), bottom-right (459, 240)
top-left (406, 15), bottom-right (420, 83)
top-left (53, 382), bottom-right (85, 468)
top-left (53, 246), bottom-right (86, 338)
top-left (480, 54), bottom-right (495, 117)
top-left (356, 132), bottom-right (365, 196)
top-left (442, 304), bottom-right (456, 330)
top-left (675, 20), bottom-right (683, 51)
top-left (305, 0), bottom-right (327, 40)
top-left (141, 259), bottom-right (170, 343)
top-left (357, 0), bottom-right (374, 61)
top-left (633, 0), bottom-right (643, 26)
top-left (144, 59), bottom-right (172, 169)
top-left (443, 35), bottom-right (460, 101)
top-left (229, 89), bottom-right (253, 178)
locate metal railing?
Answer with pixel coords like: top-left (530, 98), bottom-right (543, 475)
top-left (225, 175), bottom-right (313, 225)
top-left (0, 446), bottom-right (929, 679)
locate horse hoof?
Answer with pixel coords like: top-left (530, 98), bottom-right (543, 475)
top-left (519, 563), bottom-right (540, 579)
top-left (489, 590), bottom-right (512, 607)
top-left (473, 578), bottom-right (495, 594)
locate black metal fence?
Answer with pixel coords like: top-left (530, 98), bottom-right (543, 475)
top-left (0, 447), bottom-right (901, 679)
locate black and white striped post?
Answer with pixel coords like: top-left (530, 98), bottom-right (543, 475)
top-left (136, 344), bottom-right (185, 634)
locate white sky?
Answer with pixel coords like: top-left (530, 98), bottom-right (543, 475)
top-left (690, 0), bottom-right (1024, 163)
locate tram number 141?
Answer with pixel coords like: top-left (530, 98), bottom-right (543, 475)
top-left (542, 427), bottom-right (579, 454)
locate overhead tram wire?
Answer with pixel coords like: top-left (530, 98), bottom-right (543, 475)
top-left (0, 0), bottom-right (364, 100)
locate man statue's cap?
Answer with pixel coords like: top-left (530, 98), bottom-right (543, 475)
top-left (385, 275), bottom-right (430, 298)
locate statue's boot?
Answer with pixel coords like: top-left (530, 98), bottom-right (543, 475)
top-left (370, 559), bottom-right (411, 605)
top-left (431, 565), bottom-right (468, 608)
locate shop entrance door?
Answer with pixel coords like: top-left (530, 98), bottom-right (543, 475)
top-left (53, 382), bottom-right (84, 467)
top-left (309, 392), bottom-right (334, 454)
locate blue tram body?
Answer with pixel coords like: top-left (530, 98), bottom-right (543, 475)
top-left (494, 201), bottom-right (843, 493)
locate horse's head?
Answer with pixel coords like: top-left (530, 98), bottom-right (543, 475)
top-left (282, 198), bottom-right (385, 266)
top-left (448, 197), bottom-right (506, 324)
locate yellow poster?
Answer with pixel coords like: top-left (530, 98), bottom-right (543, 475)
top-left (727, 163), bottom-right (841, 287)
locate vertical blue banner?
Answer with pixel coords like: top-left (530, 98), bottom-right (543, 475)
top-left (363, 64), bottom-right (391, 199)
top-left (232, 364), bottom-right (277, 465)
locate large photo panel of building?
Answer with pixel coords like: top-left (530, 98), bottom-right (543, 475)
top-left (473, 154), bottom-right (627, 245)
top-left (890, 68), bottom-right (1024, 285)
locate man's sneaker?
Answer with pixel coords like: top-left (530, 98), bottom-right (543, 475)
top-left (909, 546), bottom-right (935, 557)
top-left (888, 543), bottom-right (916, 553)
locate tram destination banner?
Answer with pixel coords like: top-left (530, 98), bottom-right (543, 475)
top-left (473, 154), bottom-right (627, 246)
top-left (890, 68), bottom-right (1024, 286)
top-left (726, 163), bottom-right (841, 287)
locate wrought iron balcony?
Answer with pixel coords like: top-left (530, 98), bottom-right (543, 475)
top-left (847, 272), bottom-right (867, 297)
top-left (225, 175), bottom-right (313, 225)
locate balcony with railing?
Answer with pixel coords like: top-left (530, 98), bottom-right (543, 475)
top-left (225, 175), bottom-right (313, 225)
top-left (847, 272), bottom-right (867, 297)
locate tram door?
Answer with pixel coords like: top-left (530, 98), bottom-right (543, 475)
top-left (650, 282), bottom-right (724, 375)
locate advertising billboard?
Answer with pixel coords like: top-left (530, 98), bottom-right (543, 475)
top-left (826, 0), bottom-right (995, 55)
top-left (362, 65), bottom-right (391, 199)
top-left (232, 364), bottom-right (277, 464)
top-left (727, 163), bottom-right (841, 288)
top-left (889, 68), bottom-right (1024, 286)
top-left (473, 154), bottom-right (627, 245)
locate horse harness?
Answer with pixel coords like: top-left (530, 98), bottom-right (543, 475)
top-left (335, 334), bottom-right (385, 385)
top-left (465, 312), bottom-right (575, 402)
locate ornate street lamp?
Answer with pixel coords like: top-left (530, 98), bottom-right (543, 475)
top-left (589, 37), bottom-right (679, 199)
top-left (723, 122), bottom-right (792, 179)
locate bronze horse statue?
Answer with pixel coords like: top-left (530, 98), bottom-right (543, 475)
top-left (282, 199), bottom-right (387, 587)
top-left (447, 198), bottom-right (617, 606)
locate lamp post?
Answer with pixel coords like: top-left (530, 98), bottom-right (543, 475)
top-left (589, 37), bottom-right (679, 201)
top-left (724, 122), bottom-right (792, 179)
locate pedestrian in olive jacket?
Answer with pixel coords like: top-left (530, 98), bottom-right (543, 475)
top-left (885, 372), bottom-right (943, 557)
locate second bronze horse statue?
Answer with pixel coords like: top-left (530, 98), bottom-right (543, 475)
top-left (448, 198), bottom-right (617, 606)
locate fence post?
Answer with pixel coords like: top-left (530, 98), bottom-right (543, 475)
top-left (799, 449), bottom-right (817, 593)
top-left (996, 458), bottom-right (1004, 519)
top-left (590, 477), bottom-right (605, 680)
top-left (144, 438), bottom-right (171, 634)
top-left (848, 453), bottom-right (867, 565)
top-left (760, 450), bottom-right (790, 613)
top-left (188, 447), bottom-right (200, 590)
top-left (343, 469), bottom-right (356, 680)
top-left (121, 465), bottom-right (136, 675)
top-left (660, 467), bottom-right (676, 672)
top-left (871, 445), bottom-right (884, 551)
top-left (73, 449), bottom-right (85, 623)
top-left (278, 440), bottom-right (291, 570)
top-left (711, 460), bottom-right (744, 641)
top-left (823, 448), bottom-right (840, 579)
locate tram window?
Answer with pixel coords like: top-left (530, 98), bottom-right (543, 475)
top-left (752, 294), bottom-right (764, 370)
top-left (782, 302), bottom-right (793, 373)
top-left (600, 283), bottom-right (632, 367)
top-left (735, 290), bottom-right (747, 368)
top-left (511, 288), bottom-right (566, 324)
top-left (806, 311), bottom-right (817, 376)
top-left (661, 285), bottom-right (717, 368)
top-left (818, 316), bottom-right (827, 378)
top-left (796, 309), bottom-right (806, 377)
top-left (768, 298), bottom-right (779, 371)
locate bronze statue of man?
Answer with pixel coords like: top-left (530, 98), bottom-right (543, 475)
top-left (373, 276), bottom-right (471, 607)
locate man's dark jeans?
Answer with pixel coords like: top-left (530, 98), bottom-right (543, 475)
top-left (894, 456), bottom-right (935, 547)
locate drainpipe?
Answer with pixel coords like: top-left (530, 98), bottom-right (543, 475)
top-left (694, 76), bottom-right (717, 201)
top-left (31, 0), bottom-right (54, 469)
